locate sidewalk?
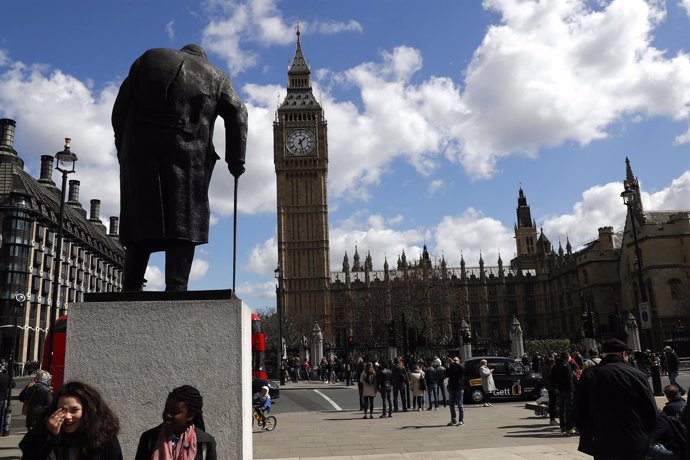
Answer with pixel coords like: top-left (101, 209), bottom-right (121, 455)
top-left (254, 401), bottom-right (586, 459)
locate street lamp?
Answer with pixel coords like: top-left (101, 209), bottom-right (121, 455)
top-left (2, 293), bottom-right (25, 436)
top-left (47, 138), bottom-right (77, 373)
top-left (274, 265), bottom-right (285, 385)
top-left (621, 183), bottom-right (649, 345)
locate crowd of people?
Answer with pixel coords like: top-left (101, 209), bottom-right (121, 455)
top-left (12, 372), bottom-right (217, 460)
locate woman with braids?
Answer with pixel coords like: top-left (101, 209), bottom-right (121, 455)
top-left (19, 381), bottom-right (122, 459)
top-left (135, 385), bottom-right (217, 460)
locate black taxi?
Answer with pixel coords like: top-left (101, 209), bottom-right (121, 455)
top-left (462, 356), bottom-right (543, 404)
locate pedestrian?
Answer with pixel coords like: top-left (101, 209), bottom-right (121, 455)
top-left (112, 44), bottom-right (248, 292)
top-left (391, 357), bottom-right (408, 412)
top-left (425, 359), bottom-right (439, 410)
top-left (409, 364), bottom-right (426, 411)
top-left (135, 384), bottom-right (216, 460)
top-left (574, 338), bottom-right (657, 459)
top-left (356, 357), bottom-right (365, 410)
top-left (360, 362), bottom-right (377, 419)
top-left (478, 359), bottom-right (495, 407)
top-left (0, 365), bottom-right (15, 428)
top-left (665, 346), bottom-right (687, 396)
top-left (446, 356), bottom-right (465, 426)
top-left (662, 384), bottom-right (687, 418)
top-left (551, 351), bottom-right (577, 435)
top-left (377, 360), bottom-right (393, 418)
top-left (435, 357), bottom-right (447, 407)
top-left (541, 356), bottom-right (558, 426)
top-left (19, 381), bottom-right (122, 459)
top-left (18, 370), bottom-right (52, 430)
top-left (302, 358), bottom-right (312, 381)
top-left (647, 411), bottom-right (686, 459)
top-left (581, 349), bottom-right (601, 371)
top-left (344, 356), bottom-right (353, 386)
top-left (681, 404), bottom-right (690, 460)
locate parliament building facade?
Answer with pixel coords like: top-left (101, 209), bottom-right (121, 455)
top-left (273, 37), bottom-right (690, 353)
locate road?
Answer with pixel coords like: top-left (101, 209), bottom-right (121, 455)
top-left (271, 371), bottom-right (690, 414)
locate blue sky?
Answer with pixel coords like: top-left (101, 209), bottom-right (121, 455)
top-left (2, 0), bottom-right (690, 311)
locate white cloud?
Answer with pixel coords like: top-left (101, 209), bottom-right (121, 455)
top-left (542, 182), bottom-right (627, 248)
top-left (0, 61), bottom-right (121, 220)
top-left (434, 208), bottom-right (515, 266)
top-left (201, 0), bottom-right (361, 75)
top-left (452, 0), bottom-right (690, 178)
top-left (681, 0), bottom-right (690, 18)
top-left (143, 265), bottom-right (164, 291)
top-left (190, 258), bottom-right (210, 281)
top-left (235, 279), bottom-right (276, 302)
top-left (311, 19), bottom-right (363, 35)
top-left (165, 21), bottom-right (175, 41)
top-left (645, 170), bottom-right (690, 210)
top-left (428, 179), bottom-right (445, 196)
top-left (246, 235), bottom-right (277, 275)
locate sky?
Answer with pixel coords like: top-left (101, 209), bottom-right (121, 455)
top-left (2, 0), bottom-right (690, 312)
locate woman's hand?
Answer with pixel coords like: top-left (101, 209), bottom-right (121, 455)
top-left (46, 408), bottom-right (66, 436)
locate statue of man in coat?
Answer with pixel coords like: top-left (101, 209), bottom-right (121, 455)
top-left (112, 44), bottom-right (248, 291)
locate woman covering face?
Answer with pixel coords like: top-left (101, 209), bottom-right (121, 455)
top-left (135, 385), bottom-right (218, 460)
top-left (18, 381), bottom-right (123, 460)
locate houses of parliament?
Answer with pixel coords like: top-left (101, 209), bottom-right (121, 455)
top-left (275, 33), bottom-right (690, 352)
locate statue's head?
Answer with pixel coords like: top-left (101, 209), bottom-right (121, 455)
top-left (181, 44), bottom-right (207, 59)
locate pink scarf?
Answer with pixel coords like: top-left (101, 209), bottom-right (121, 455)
top-left (152, 425), bottom-right (198, 460)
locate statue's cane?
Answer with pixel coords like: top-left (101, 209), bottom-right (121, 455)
top-left (232, 175), bottom-right (239, 294)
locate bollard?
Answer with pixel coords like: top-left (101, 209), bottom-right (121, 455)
top-left (651, 364), bottom-right (663, 396)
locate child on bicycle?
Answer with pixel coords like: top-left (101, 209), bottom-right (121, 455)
top-left (253, 386), bottom-right (271, 428)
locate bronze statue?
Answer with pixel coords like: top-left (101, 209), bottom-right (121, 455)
top-left (112, 44), bottom-right (248, 291)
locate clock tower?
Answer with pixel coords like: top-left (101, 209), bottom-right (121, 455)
top-left (274, 30), bottom-right (332, 336)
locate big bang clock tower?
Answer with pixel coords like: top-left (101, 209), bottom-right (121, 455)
top-left (274, 30), bottom-right (332, 336)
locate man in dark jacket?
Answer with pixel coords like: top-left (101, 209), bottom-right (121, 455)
top-left (574, 338), bottom-right (658, 459)
top-left (665, 346), bottom-right (687, 396)
top-left (446, 356), bottom-right (465, 426)
top-left (551, 351), bottom-right (576, 435)
top-left (391, 357), bottom-right (408, 412)
top-left (435, 359), bottom-right (447, 407)
top-left (112, 44), bottom-right (248, 291)
top-left (662, 384), bottom-right (687, 418)
top-left (377, 361), bottom-right (394, 418)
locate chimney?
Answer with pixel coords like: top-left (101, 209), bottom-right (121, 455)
top-left (0, 118), bottom-right (23, 167)
top-left (598, 226), bottom-right (614, 250)
top-left (38, 155), bottom-right (56, 186)
top-left (109, 216), bottom-right (119, 236)
top-left (0, 118), bottom-right (16, 151)
top-left (89, 199), bottom-right (101, 223)
top-left (67, 180), bottom-right (81, 206)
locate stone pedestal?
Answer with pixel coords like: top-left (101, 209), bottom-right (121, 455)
top-left (64, 290), bottom-right (251, 460)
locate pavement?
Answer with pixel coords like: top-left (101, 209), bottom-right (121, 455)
top-left (0, 378), bottom-right (679, 459)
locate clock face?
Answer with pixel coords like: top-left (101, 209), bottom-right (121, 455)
top-left (286, 129), bottom-right (315, 156)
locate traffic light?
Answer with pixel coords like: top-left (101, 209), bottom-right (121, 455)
top-left (348, 335), bottom-right (353, 346)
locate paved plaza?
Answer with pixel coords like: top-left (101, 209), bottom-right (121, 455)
top-left (1, 378), bottom-right (683, 459)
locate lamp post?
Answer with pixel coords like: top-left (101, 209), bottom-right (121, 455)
top-left (2, 293), bottom-right (25, 436)
top-left (621, 184), bottom-right (649, 347)
top-left (274, 265), bottom-right (285, 385)
top-left (46, 139), bottom-right (77, 373)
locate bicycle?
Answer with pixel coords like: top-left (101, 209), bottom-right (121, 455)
top-left (252, 407), bottom-right (277, 431)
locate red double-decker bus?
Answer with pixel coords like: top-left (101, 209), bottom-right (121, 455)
top-left (41, 314), bottom-right (68, 392)
top-left (251, 313), bottom-right (267, 379)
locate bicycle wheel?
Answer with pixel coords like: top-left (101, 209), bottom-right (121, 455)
top-left (263, 416), bottom-right (277, 431)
